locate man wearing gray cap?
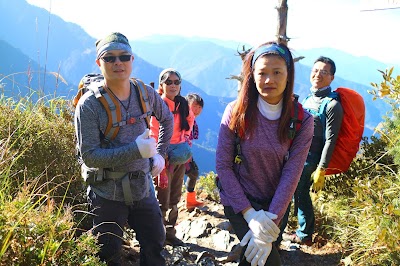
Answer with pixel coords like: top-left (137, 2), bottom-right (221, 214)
top-left (74, 32), bottom-right (173, 265)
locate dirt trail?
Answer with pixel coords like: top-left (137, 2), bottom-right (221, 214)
top-left (121, 196), bottom-right (343, 266)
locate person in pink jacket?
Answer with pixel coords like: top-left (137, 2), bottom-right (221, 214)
top-left (150, 68), bottom-right (195, 247)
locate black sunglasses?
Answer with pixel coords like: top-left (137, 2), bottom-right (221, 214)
top-left (165, 79), bottom-right (181, 85)
top-left (100, 55), bottom-right (132, 63)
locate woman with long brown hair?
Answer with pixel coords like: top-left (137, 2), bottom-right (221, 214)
top-left (216, 42), bottom-right (313, 265)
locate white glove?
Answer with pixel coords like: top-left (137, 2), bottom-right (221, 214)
top-left (243, 208), bottom-right (280, 243)
top-left (151, 153), bottom-right (165, 176)
top-left (240, 230), bottom-right (272, 266)
top-left (135, 129), bottom-right (156, 158)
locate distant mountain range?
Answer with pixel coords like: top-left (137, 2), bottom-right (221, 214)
top-left (129, 37), bottom-right (390, 137)
top-left (0, 0), bottom-right (393, 173)
top-left (294, 47), bottom-right (399, 88)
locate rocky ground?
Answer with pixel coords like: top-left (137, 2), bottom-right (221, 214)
top-left (120, 193), bottom-right (343, 266)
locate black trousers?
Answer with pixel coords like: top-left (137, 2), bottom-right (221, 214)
top-left (88, 187), bottom-right (165, 266)
top-left (224, 202), bottom-right (282, 266)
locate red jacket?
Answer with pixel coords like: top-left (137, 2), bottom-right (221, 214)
top-left (150, 96), bottom-right (194, 144)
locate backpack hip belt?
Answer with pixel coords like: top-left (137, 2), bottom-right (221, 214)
top-left (105, 170), bottom-right (148, 180)
top-left (82, 164), bottom-right (150, 206)
top-left (105, 170), bottom-right (149, 206)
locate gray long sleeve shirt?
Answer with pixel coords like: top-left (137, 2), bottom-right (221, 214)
top-left (302, 86), bottom-right (344, 169)
top-left (74, 81), bottom-right (173, 201)
top-left (216, 101), bottom-right (314, 224)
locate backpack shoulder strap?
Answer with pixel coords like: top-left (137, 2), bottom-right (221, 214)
top-left (130, 78), bottom-right (152, 128)
top-left (89, 83), bottom-right (122, 142)
top-left (316, 90), bottom-right (339, 142)
top-left (288, 94), bottom-right (304, 141)
top-left (318, 91), bottom-right (338, 111)
top-left (283, 96), bottom-right (304, 162)
top-left (301, 94), bottom-right (311, 106)
top-left (318, 91), bottom-right (338, 125)
top-left (73, 89), bottom-right (85, 108)
top-left (234, 130), bottom-right (243, 164)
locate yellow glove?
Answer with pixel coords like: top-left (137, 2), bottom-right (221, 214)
top-left (311, 167), bottom-right (326, 192)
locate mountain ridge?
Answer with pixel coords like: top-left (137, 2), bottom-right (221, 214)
top-left (0, 0), bottom-right (392, 173)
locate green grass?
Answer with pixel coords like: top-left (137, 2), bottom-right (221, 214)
top-left (0, 93), bottom-right (104, 265)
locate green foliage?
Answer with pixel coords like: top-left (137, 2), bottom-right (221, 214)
top-left (370, 67), bottom-right (400, 111)
top-left (196, 171), bottom-right (220, 203)
top-left (0, 135), bottom-right (16, 203)
top-left (316, 68), bottom-right (400, 265)
top-left (378, 110), bottom-right (400, 167)
top-left (0, 95), bottom-right (84, 205)
top-left (317, 173), bottom-right (400, 266)
top-left (324, 136), bottom-right (396, 197)
top-left (0, 93), bottom-right (98, 265)
top-left (0, 188), bottom-right (105, 266)
top-left (370, 67), bottom-right (400, 167)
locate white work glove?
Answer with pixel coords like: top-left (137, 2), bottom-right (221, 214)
top-left (243, 208), bottom-right (280, 243)
top-left (135, 129), bottom-right (157, 158)
top-left (151, 153), bottom-right (165, 176)
top-left (240, 230), bottom-right (272, 266)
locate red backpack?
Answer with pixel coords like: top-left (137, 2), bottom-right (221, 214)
top-left (304, 87), bottom-right (365, 175)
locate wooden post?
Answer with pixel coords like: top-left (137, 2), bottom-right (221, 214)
top-left (228, 0), bottom-right (304, 91)
top-left (276, 0), bottom-right (290, 45)
top-left (276, 0), bottom-right (303, 62)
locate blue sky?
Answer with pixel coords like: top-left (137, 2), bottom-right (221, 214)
top-left (27, 0), bottom-right (400, 65)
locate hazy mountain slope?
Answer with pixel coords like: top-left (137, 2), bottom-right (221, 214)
top-left (294, 47), bottom-right (399, 87)
top-left (131, 36), bottom-right (390, 136)
top-left (0, 0), bottom-right (392, 172)
top-left (0, 0), bottom-right (97, 86)
top-left (131, 36), bottom-right (243, 97)
top-left (0, 39), bottom-right (69, 98)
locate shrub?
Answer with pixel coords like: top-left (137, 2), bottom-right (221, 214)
top-left (0, 95), bottom-right (85, 205)
top-left (370, 67), bottom-right (400, 166)
top-left (196, 171), bottom-right (220, 202)
top-left (0, 134), bottom-right (90, 264)
top-left (0, 93), bottom-right (94, 265)
top-left (317, 172), bottom-right (400, 266)
top-left (324, 136), bottom-right (396, 198)
top-left (0, 187), bottom-right (105, 266)
top-left (315, 68), bottom-right (400, 265)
